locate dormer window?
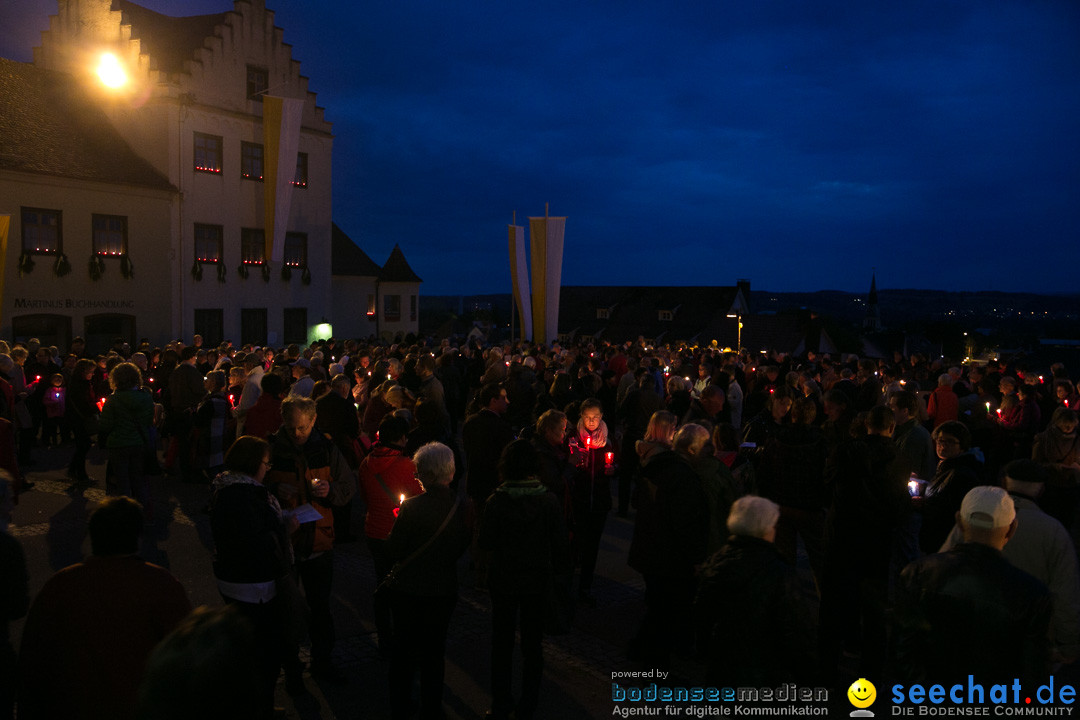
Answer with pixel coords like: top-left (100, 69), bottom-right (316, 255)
top-left (247, 65), bottom-right (268, 101)
top-left (658, 310), bottom-right (673, 322)
top-left (597, 308), bottom-right (609, 320)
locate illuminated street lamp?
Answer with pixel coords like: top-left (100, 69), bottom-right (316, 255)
top-left (95, 52), bottom-right (127, 89)
top-left (726, 313), bottom-right (743, 351)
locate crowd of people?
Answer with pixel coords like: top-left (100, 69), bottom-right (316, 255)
top-left (1, 332), bottom-right (1080, 717)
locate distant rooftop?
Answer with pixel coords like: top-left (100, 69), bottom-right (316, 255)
top-left (381, 245), bottom-right (422, 283)
top-left (0, 58), bottom-right (173, 189)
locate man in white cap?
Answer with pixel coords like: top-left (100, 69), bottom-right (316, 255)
top-left (892, 485), bottom-right (1051, 686)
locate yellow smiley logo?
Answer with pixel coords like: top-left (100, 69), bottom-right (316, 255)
top-left (847, 678), bottom-right (876, 709)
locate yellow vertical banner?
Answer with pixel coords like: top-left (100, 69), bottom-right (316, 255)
top-left (0, 215), bottom-right (9, 328)
top-left (528, 208), bottom-right (566, 347)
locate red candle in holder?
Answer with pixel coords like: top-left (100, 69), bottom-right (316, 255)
top-left (605, 452), bottom-right (614, 468)
top-left (96, 398), bottom-right (106, 412)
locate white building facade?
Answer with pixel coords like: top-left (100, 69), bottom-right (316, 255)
top-left (2, 0), bottom-right (336, 350)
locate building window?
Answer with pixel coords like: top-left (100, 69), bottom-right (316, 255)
top-left (194, 224), bottom-right (223, 263)
top-left (241, 142), bottom-right (264, 181)
top-left (283, 308), bottom-right (307, 345)
top-left (21, 207), bottom-right (62, 255)
top-left (284, 232), bottom-right (307, 268)
top-left (410, 295), bottom-right (417, 321)
top-left (384, 294), bottom-right (401, 323)
top-left (193, 309), bottom-right (224, 347)
top-left (367, 294), bottom-right (376, 317)
top-left (92, 215), bottom-right (127, 257)
top-left (240, 308), bottom-right (268, 346)
top-left (12, 314), bottom-right (72, 350)
top-left (658, 310), bottom-right (673, 322)
top-left (194, 133), bottom-right (223, 174)
top-left (247, 65), bottom-right (268, 101)
top-left (596, 308), bottom-right (609, 320)
top-left (240, 228), bottom-right (265, 265)
top-left (292, 153), bottom-right (308, 188)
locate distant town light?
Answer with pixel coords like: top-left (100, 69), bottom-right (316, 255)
top-left (96, 52), bottom-right (127, 88)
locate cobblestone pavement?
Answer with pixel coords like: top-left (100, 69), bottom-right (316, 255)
top-left (8, 442), bottom-right (689, 719)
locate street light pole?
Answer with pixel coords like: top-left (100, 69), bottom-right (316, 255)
top-left (727, 312), bottom-right (742, 351)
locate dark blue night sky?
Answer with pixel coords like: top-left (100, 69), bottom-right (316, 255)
top-left (4, 1), bottom-right (1079, 295)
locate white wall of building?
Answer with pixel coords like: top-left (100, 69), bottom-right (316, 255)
top-left (0, 170), bottom-right (175, 348)
top-left (28, 0), bottom-right (335, 346)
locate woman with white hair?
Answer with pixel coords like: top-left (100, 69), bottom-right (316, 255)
top-left (695, 495), bottom-right (814, 687)
top-left (386, 442), bottom-right (470, 720)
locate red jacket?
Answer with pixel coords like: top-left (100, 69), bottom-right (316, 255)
top-left (242, 393), bottom-right (282, 439)
top-left (927, 386), bottom-right (959, 428)
top-left (359, 444), bottom-right (422, 540)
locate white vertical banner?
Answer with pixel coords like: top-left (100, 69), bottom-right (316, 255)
top-left (528, 212), bottom-right (565, 347)
top-left (262, 96), bottom-right (305, 262)
top-left (508, 224), bottom-right (533, 341)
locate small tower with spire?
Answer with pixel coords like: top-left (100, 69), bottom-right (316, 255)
top-left (863, 270), bottom-right (882, 331)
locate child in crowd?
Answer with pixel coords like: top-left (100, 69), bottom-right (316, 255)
top-left (41, 373), bottom-right (66, 446)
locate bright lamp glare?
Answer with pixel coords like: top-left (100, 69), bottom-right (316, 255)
top-left (96, 53), bottom-right (127, 88)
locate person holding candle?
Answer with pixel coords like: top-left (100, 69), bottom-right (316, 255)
top-left (917, 421), bottom-right (986, 554)
top-left (569, 398), bottom-right (615, 607)
top-left (1055, 380), bottom-right (1080, 413)
top-left (358, 415), bottom-right (422, 657)
top-left (266, 395), bottom-right (357, 682)
top-left (386, 442), bottom-right (469, 720)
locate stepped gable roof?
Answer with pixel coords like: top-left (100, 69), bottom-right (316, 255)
top-left (0, 58), bottom-right (172, 189)
top-left (380, 245), bottom-right (422, 283)
top-left (558, 286), bottom-right (740, 344)
top-left (331, 223), bottom-right (382, 277)
top-left (115, 0), bottom-right (228, 76)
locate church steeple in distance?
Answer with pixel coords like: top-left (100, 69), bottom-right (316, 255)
top-left (864, 270), bottom-right (882, 331)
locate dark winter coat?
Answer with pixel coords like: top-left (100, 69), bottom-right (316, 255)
top-left (480, 479), bottom-right (570, 596)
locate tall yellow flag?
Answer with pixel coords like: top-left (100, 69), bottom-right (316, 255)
top-left (528, 208), bottom-right (566, 347)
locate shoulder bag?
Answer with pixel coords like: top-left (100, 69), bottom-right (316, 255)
top-left (373, 496), bottom-right (461, 600)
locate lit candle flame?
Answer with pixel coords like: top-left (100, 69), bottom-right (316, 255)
top-left (399, 493), bottom-right (405, 505)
